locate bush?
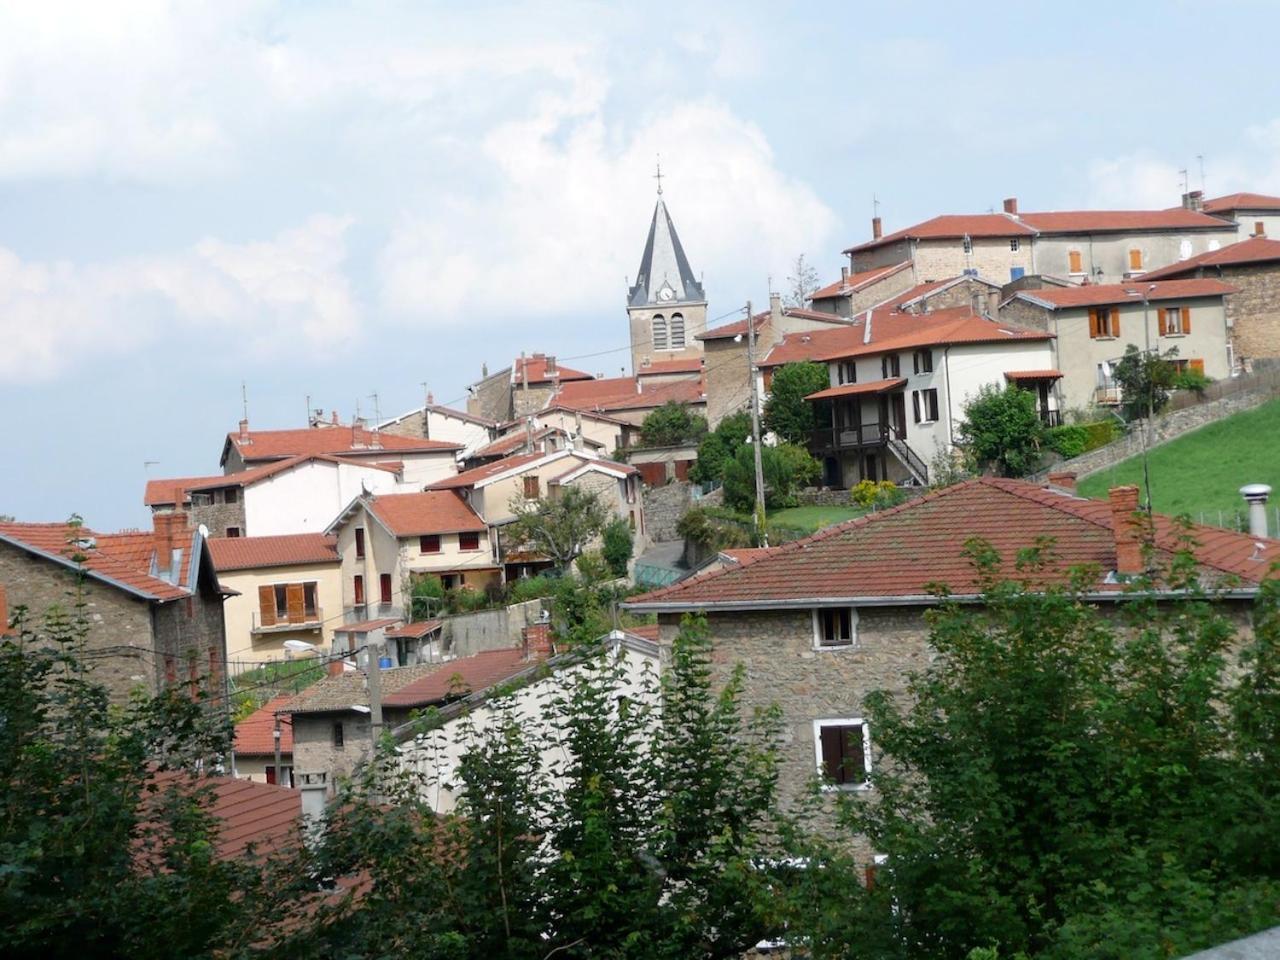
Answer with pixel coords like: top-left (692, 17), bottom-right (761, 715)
top-left (957, 384), bottom-right (1047, 477)
top-left (1173, 367), bottom-right (1213, 393)
top-left (410, 574), bottom-right (446, 619)
top-left (849, 479), bottom-right (905, 510)
top-left (574, 549), bottom-right (611, 583)
top-left (601, 517), bottom-right (633, 578)
top-left (507, 574), bottom-right (557, 604)
top-left (676, 506), bottom-right (752, 552)
top-left (762, 361), bottom-right (831, 444)
top-left (1081, 419), bottom-right (1120, 450)
top-left (448, 586), bottom-right (489, 613)
top-left (722, 442), bottom-right (820, 512)
top-left (1046, 424), bottom-right (1089, 459)
top-left (690, 411), bottom-right (751, 484)
top-left (639, 401), bottom-right (708, 447)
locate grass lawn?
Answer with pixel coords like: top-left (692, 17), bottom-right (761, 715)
top-left (768, 504), bottom-right (868, 533)
top-left (1077, 396), bottom-right (1280, 524)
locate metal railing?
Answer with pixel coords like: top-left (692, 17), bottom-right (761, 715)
top-left (811, 422), bottom-right (893, 450)
top-left (251, 607), bottom-right (324, 632)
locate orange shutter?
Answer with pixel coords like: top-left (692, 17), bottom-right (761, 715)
top-left (1182, 306), bottom-right (1191, 333)
top-left (286, 583), bottom-right (305, 623)
top-left (1069, 250), bottom-right (1082, 273)
top-left (1129, 248), bottom-right (1142, 271)
top-left (258, 585), bottom-right (277, 627)
top-left (1157, 308), bottom-right (1167, 335)
top-left (1111, 307), bottom-right (1120, 338)
top-left (1088, 308), bottom-right (1099, 338)
top-left (1190, 358), bottom-right (1205, 375)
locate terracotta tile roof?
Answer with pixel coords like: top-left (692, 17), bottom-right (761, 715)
top-left (226, 426), bottom-right (460, 466)
top-left (333, 618), bottom-right (402, 634)
top-left (552, 375), bottom-right (705, 413)
top-left (637, 358), bottom-right (704, 375)
top-left (208, 534), bottom-right (339, 571)
top-left (144, 474), bottom-right (229, 506)
top-left (367, 490), bottom-right (487, 536)
top-left (1004, 369), bottom-right (1064, 381)
top-left (425, 451), bottom-right (547, 490)
top-left (847, 214), bottom-right (1035, 253)
top-left (385, 619), bottom-right (442, 639)
top-left (1013, 278), bottom-right (1237, 309)
top-left (626, 478), bottom-right (1279, 610)
top-left (284, 661), bottom-right (446, 714)
top-left (513, 353), bottom-right (594, 385)
top-left (761, 307), bottom-right (1051, 368)
top-left (1202, 192), bottom-right (1280, 214)
top-left (1018, 209), bottom-right (1234, 233)
top-left (811, 262), bottom-right (912, 300)
top-left (624, 623), bottom-right (661, 642)
top-left (148, 770), bottom-right (302, 859)
top-left (538, 404), bottom-right (633, 427)
top-left (149, 454), bottom-right (404, 507)
top-left (696, 314), bottom-right (767, 341)
top-left (1137, 236), bottom-right (1280, 280)
top-left (471, 426), bottom-right (566, 459)
top-left (382, 647), bottom-right (536, 708)
top-left (805, 377), bottom-right (906, 401)
top-left (0, 521), bottom-right (191, 602)
top-left (380, 402), bottom-right (499, 430)
top-left (234, 693), bottom-right (295, 756)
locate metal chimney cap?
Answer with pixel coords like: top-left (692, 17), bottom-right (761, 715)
top-left (1240, 483), bottom-right (1272, 503)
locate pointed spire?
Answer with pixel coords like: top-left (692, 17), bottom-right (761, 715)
top-left (628, 173), bottom-right (704, 308)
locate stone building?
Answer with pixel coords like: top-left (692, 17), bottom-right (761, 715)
top-left (0, 514), bottom-right (228, 707)
top-left (1001, 278), bottom-right (1235, 411)
top-left (808, 261), bottom-right (915, 318)
top-left (1135, 235), bottom-right (1280, 369)
top-left (624, 479), bottom-right (1280, 853)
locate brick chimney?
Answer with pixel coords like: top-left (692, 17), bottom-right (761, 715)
top-left (1047, 470), bottom-right (1077, 493)
top-left (769, 290), bottom-right (783, 320)
top-left (1181, 190), bottom-right (1204, 212)
top-left (1108, 485), bottom-right (1144, 576)
top-left (328, 656), bottom-right (346, 677)
top-left (522, 621), bottom-right (553, 658)
top-left (238, 418), bottom-right (251, 444)
top-left (545, 355), bottom-right (557, 375)
top-left (872, 216), bottom-right (883, 240)
top-left (1003, 197), bottom-right (1018, 215)
top-left (153, 511), bottom-right (188, 580)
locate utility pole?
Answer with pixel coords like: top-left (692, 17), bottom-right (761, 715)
top-left (273, 712), bottom-right (284, 787)
top-left (366, 639), bottom-right (384, 747)
top-left (744, 300), bottom-right (768, 547)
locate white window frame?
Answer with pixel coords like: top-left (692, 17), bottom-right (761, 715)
top-left (920, 387), bottom-right (939, 423)
top-left (812, 718), bottom-right (873, 792)
top-left (1009, 238), bottom-right (1020, 252)
top-left (811, 606), bottom-right (858, 650)
top-left (1164, 305), bottom-right (1186, 336)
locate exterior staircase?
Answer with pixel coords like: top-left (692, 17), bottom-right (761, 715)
top-left (888, 436), bottom-right (929, 485)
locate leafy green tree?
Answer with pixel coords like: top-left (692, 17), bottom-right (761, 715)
top-left (956, 384), bottom-right (1047, 477)
top-left (763, 361), bottom-right (831, 444)
top-left (690, 410), bottom-right (751, 484)
top-left (507, 485), bottom-right (608, 573)
top-left (601, 516), bottom-right (634, 577)
top-left (639, 401), bottom-right (708, 447)
top-left (1112, 343), bottom-right (1179, 421)
top-left (722, 442), bottom-right (820, 513)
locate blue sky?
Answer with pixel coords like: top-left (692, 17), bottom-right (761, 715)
top-left (5, 0), bottom-right (1280, 529)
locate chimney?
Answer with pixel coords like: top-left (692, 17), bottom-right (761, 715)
top-left (238, 418), bottom-right (250, 444)
top-left (1003, 197), bottom-right (1018, 216)
top-left (840, 265), bottom-right (849, 282)
top-left (331, 410), bottom-right (339, 425)
top-left (1047, 470), bottom-right (1077, 493)
top-left (522, 621), bottom-right (554, 658)
top-left (152, 511), bottom-right (188, 580)
top-left (545, 355), bottom-right (557, 375)
top-left (327, 657), bottom-right (346, 678)
top-left (1240, 484), bottom-right (1273, 538)
top-left (1181, 190), bottom-right (1204, 212)
top-left (1108, 485), bottom-right (1144, 576)
top-left (987, 288), bottom-right (1001, 318)
top-left (872, 216), bottom-right (883, 240)
top-left (969, 290), bottom-right (983, 316)
top-left (769, 290), bottom-right (783, 323)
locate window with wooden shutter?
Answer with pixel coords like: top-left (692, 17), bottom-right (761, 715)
top-left (1182, 306), bottom-right (1191, 333)
top-left (286, 583), bottom-right (305, 624)
top-left (1088, 308), bottom-right (1100, 338)
top-left (813, 607), bottom-right (856, 648)
top-left (921, 389), bottom-right (939, 421)
top-left (459, 532), bottom-right (481, 551)
top-left (1158, 307), bottom-right (1168, 335)
top-left (355, 527), bottom-right (365, 559)
top-left (258, 585), bottom-right (277, 627)
top-left (353, 575), bottom-right (364, 605)
top-left (912, 390), bottom-right (921, 424)
top-left (1111, 306), bottom-right (1120, 338)
top-left (420, 534), bottom-right (441, 553)
top-left (523, 475), bottom-right (540, 499)
top-left (815, 720), bottom-right (869, 787)
top-left (1129, 248), bottom-right (1143, 271)
top-left (1256, 221), bottom-right (1266, 236)
top-left (379, 574), bottom-right (392, 604)
top-left (303, 582), bottom-right (318, 617)
top-left (274, 584), bottom-right (287, 620)
top-left (1069, 250), bottom-right (1083, 273)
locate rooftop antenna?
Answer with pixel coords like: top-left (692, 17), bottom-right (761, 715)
top-left (1179, 167), bottom-right (1189, 195)
top-left (305, 393), bottom-right (311, 426)
top-left (1197, 154), bottom-right (1206, 193)
top-left (873, 194), bottom-right (880, 219)
top-left (653, 155), bottom-right (663, 196)
top-left (367, 392), bottom-right (382, 426)
top-left (241, 381), bottom-right (249, 422)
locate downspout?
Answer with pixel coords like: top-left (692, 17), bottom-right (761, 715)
top-left (943, 346), bottom-right (955, 447)
top-left (909, 239), bottom-right (919, 284)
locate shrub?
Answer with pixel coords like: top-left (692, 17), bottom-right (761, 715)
top-left (507, 574), bottom-right (557, 604)
top-left (689, 410), bottom-right (751, 484)
top-left (1173, 367), bottom-right (1213, 393)
top-left (722, 442), bottom-right (820, 512)
top-left (957, 384), bottom-right (1047, 477)
top-left (762, 361), bottom-right (830, 444)
top-left (1081, 419), bottom-right (1120, 450)
top-left (639, 401), bottom-right (708, 447)
top-left (410, 574), bottom-right (446, 619)
top-left (601, 517), bottom-right (633, 578)
top-left (574, 549), bottom-right (611, 583)
top-left (1046, 424), bottom-right (1089, 459)
top-left (849, 479), bottom-right (904, 510)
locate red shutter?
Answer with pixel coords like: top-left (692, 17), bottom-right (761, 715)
top-left (265, 766), bottom-right (277, 785)
top-left (380, 574), bottom-right (392, 604)
top-left (1182, 306), bottom-right (1191, 334)
top-left (258, 585), bottom-right (277, 627)
top-left (353, 575), bottom-right (364, 605)
top-left (355, 528), bottom-right (365, 559)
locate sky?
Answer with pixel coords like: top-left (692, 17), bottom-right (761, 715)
top-left (5, 0), bottom-right (1280, 529)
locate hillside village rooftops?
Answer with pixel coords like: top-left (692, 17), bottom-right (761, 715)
top-left (1137, 236), bottom-right (1280, 280)
top-left (1011, 278), bottom-right (1238, 310)
top-left (146, 453), bottom-right (405, 507)
top-left (551, 374), bottom-right (704, 412)
top-left (696, 306), bottom-right (850, 342)
top-left (379, 401), bottom-right (499, 431)
top-left (424, 451), bottom-right (546, 490)
top-left (382, 646), bottom-right (536, 708)
top-left (513, 353), bottom-right (594, 385)
top-left (222, 425), bottom-right (461, 468)
top-left (811, 262), bottom-right (912, 300)
top-left (283, 661), bottom-right (448, 715)
top-left (1202, 192), bottom-right (1280, 213)
top-left (637, 358), bottom-right (704, 374)
top-left (234, 693), bottom-right (296, 756)
top-left (426, 449), bottom-right (636, 492)
top-left (624, 478), bottom-right (1280, 611)
top-left (207, 533), bottom-right (339, 571)
top-left (365, 490), bottom-right (487, 536)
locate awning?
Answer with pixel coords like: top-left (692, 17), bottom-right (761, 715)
top-left (1003, 369), bottom-right (1064, 381)
top-left (805, 377), bottom-right (907, 401)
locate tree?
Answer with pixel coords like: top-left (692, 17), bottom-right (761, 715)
top-left (690, 410), bottom-right (752, 484)
top-left (780, 541), bottom-right (1280, 959)
top-left (785, 253), bottom-right (822, 307)
top-left (506, 485), bottom-right (609, 573)
top-left (1112, 343), bottom-right (1179, 422)
top-left (722, 442), bottom-right (820, 513)
top-left (956, 384), bottom-right (1046, 477)
top-left (601, 517), bottom-right (634, 577)
top-left (763, 361), bottom-right (831, 444)
top-left (639, 401), bottom-right (708, 448)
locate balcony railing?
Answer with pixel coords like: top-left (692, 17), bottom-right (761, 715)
top-left (811, 421), bottom-right (895, 451)
top-left (1095, 387), bottom-right (1122, 406)
top-left (1040, 409), bottom-right (1063, 427)
top-left (252, 607), bottom-right (324, 633)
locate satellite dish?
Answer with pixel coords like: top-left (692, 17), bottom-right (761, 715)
top-left (197, 524), bottom-right (210, 538)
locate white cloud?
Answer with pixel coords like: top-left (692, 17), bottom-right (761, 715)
top-left (0, 215), bottom-right (359, 382)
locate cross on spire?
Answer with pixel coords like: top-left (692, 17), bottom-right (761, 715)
top-left (654, 156), bottom-right (664, 196)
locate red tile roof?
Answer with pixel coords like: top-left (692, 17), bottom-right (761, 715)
top-left (149, 454), bottom-right (404, 506)
top-left (761, 307), bottom-right (1051, 368)
top-left (208, 534), bottom-right (339, 571)
top-left (234, 693), bottom-right (296, 756)
top-left (1013, 278), bottom-right (1237, 309)
top-left (0, 521), bottom-right (191, 602)
top-left (1018, 209), bottom-right (1234, 233)
top-left (624, 623), bottom-right (661, 642)
top-left (1137, 236), bottom-right (1280, 280)
top-left (513, 354), bottom-right (594, 385)
top-left (225, 427), bottom-right (460, 466)
top-left (805, 378), bottom-right (906, 401)
top-left (382, 646), bottom-right (535, 708)
top-left (626, 478), bottom-right (1279, 609)
top-left (846, 214), bottom-right (1035, 253)
top-left (553, 375), bottom-right (704, 413)
top-left (811, 262), bottom-right (912, 300)
top-left (425, 451), bottom-right (547, 490)
top-left (368, 490), bottom-right (487, 536)
top-left (385, 619), bottom-right (442, 639)
top-left (696, 314), bottom-right (767, 342)
top-left (333, 618), bottom-right (402, 634)
top-left (144, 474), bottom-right (229, 506)
top-left (1004, 369), bottom-right (1064, 381)
top-left (471, 426), bottom-right (566, 460)
top-left (148, 771), bottom-right (302, 859)
top-left (1202, 192), bottom-right (1280, 214)
top-left (637, 358), bottom-right (704, 375)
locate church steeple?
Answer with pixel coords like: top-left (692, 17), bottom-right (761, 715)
top-left (627, 194), bottom-right (705, 308)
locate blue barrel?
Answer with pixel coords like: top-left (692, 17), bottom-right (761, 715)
top-left (378, 656), bottom-right (394, 669)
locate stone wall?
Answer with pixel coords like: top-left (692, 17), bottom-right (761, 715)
top-left (191, 497), bottom-right (247, 537)
top-left (642, 481), bottom-right (696, 542)
top-left (151, 582), bottom-right (228, 699)
top-left (292, 712), bottom-right (372, 792)
top-left (797, 487), bottom-right (852, 507)
top-left (703, 333), bottom-right (758, 429)
top-left (1217, 261), bottom-right (1280, 363)
top-left (467, 366), bottom-right (513, 423)
top-left (443, 598), bottom-right (545, 657)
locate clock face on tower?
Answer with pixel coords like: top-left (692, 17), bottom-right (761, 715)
top-left (657, 284), bottom-right (675, 302)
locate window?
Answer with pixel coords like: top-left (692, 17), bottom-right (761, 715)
top-left (1160, 305), bottom-right (1190, 336)
top-left (1179, 239), bottom-right (1193, 260)
top-left (1068, 250), bottom-right (1084, 274)
top-left (332, 723), bottom-right (345, 748)
top-left (1256, 221), bottom-right (1266, 237)
top-left (1010, 238), bottom-right (1020, 252)
top-left (274, 584), bottom-right (288, 618)
top-left (420, 534), bottom-right (441, 553)
top-left (1128, 248), bottom-right (1143, 272)
top-left (523, 475), bottom-right (541, 499)
top-left (225, 526), bottom-right (241, 538)
top-left (379, 574), bottom-right (392, 604)
top-left (813, 719), bottom-right (871, 789)
top-left (912, 388), bottom-right (939, 423)
top-left (670, 313), bottom-right (685, 349)
top-left (881, 354), bottom-right (900, 378)
top-left (1089, 306), bottom-right (1119, 339)
top-left (353, 575), bottom-right (364, 605)
top-left (224, 487), bottom-right (238, 504)
top-left (303, 581), bottom-right (318, 617)
top-left (265, 765), bottom-right (292, 788)
top-left (962, 235), bottom-right (973, 254)
top-left (837, 360), bottom-right (857, 385)
top-left (652, 314), bottom-right (668, 351)
top-left (354, 527), bottom-right (365, 559)
top-left (191, 492), bottom-right (213, 506)
top-left (459, 531), bottom-right (481, 551)
top-left (629, 509), bottom-right (636, 530)
top-left (813, 607), bottom-right (857, 649)
top-left (912, 349), bottom-right (933, 375)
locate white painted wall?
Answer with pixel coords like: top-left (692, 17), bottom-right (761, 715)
top-left (244, 461), bottom-right (402, 535)
top-left (425, 410), bottom-right (494, 458)
top-left (397, 450), bottom-right (461, 487)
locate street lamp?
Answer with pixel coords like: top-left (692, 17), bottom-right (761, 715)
top-left (1123, 283), bottom-right (1159, 515)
